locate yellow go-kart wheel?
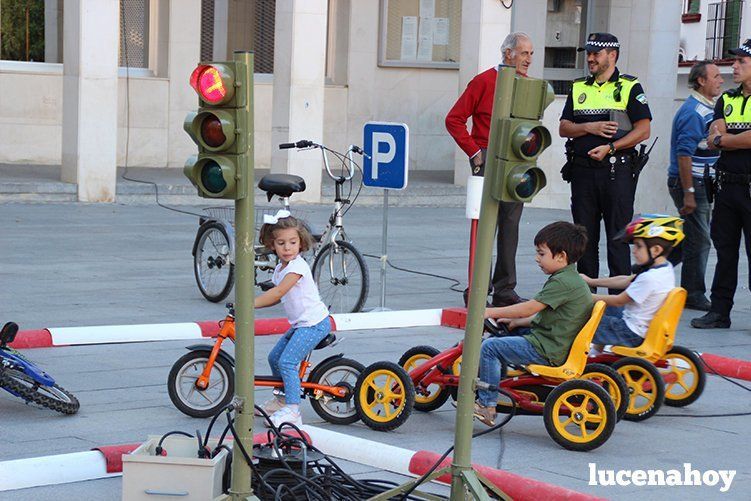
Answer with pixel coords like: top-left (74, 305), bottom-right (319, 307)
top-left (355, 361), bottom-right (415, 431)
top-left (543, 379), bottom-right (616, 452)
top-left (658, 345), bottom-right (706, 407)
top-left (613, 357), bottom-right (665, 421)
top-left (581, 363), bottom-right (629, 421)
top-left (398, 346), bottom-right (449, 412)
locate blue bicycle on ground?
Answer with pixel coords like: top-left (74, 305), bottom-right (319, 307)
top-left (0, 322), bottom-right (79, 414)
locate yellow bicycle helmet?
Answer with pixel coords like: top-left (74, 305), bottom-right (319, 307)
top-left (617, 214), bottom-right (685, 247)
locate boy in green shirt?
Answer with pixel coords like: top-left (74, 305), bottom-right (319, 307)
top-left (475, 221), bottom-right (593, 426)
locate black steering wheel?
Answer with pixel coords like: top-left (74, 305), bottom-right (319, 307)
top-left (483, 318), bottom-right (512, 337)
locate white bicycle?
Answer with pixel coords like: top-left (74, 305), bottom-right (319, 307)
top-left (192, 140), bottom-right (370, 314)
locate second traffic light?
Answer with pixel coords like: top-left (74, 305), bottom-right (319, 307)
top-left (184, 62), bottom-right (250, 199)
top-left (490, 71), bottom-right (554, 203)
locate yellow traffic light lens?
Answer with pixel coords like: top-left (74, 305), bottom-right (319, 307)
top-left (200, 115), bottom-right (226, 148)
top-left (201, 161), bottom-right (227, 194)
top-left (520, 128), bottom-right (544, 157)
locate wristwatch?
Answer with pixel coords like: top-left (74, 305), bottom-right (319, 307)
top-left (713, 134), bottom-right (723, 149)
top-left (608, 142), bottom-right (616, 155)
top-left (684, 186), bottom-right (696, 194)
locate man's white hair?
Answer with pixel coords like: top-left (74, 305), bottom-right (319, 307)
top-left (501, 32), bottom-right (530, 62)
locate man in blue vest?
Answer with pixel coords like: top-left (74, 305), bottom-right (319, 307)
top-left (693, 40), bottom-right (751, 329)
top-left (668, 61), bottom-right (723, 311)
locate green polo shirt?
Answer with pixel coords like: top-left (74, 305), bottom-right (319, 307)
top-left (524, 264), bottom-right (593, 366)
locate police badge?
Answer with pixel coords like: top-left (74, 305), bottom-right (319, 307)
top-left (578, 93), bottom-right (587, 104)
top-left (725, 104), bottom-right (733, 116)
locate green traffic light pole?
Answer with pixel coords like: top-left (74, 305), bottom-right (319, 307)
top-left (227, 50), bottom-right (260, 501)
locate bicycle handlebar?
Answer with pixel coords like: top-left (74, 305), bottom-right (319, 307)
top-left (277, 140), bottom-right (365, 181)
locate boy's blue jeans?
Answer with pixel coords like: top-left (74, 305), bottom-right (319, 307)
top-left (592, 306), bottom-right (644, 348)
top-left (267, 317), bottom-right (331, 405)
top-left (478, 329), bottom-right (548, 408)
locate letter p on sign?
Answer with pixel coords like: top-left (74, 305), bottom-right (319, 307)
top-left (363, 122), bottom-right (409, 190)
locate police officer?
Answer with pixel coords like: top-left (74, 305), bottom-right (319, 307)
top-left (559, 33), bottom-right (652, 291)
top-left (692, 39), bottom-right (751, 329)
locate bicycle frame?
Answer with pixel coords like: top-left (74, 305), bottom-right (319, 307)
top-left (194, 313), bottom-right (348, 399)
top-left (0, 347), bottom-right (56, 390)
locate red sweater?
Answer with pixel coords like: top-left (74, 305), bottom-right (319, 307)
top-left (446, 67), bottom-right (525, 159)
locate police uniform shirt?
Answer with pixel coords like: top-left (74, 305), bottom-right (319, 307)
top-left (561, 68), bottom-right (652, 157)
top-left (713, 87), bottom-right (751, 174)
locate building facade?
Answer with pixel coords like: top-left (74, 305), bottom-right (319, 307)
top-left (0, 0), bottom-right (746, 207)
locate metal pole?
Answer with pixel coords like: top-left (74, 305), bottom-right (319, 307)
top-left (229, 50), bottom-right (258, 501)
top-left (450, 66), bottom-right (515, 499)
top-left (380, 190), bottom-right (389, 309)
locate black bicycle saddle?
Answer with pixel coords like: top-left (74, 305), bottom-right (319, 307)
top-left (258, 174), bottom-right (306, 200)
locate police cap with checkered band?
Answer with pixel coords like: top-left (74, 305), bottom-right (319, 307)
top-left (728, 38), bottom-right (751, 57)
top-left (577, 32), bottom-right (620, 53)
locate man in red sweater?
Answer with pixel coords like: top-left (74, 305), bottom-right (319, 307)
top-left (445, 32), bottom-right (533, 307)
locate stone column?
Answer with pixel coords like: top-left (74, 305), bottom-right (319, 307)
top-left (61, 0), bottom-right (118, 202)
top-left (271, 0), bottom-right (328, 203)
top-left (44, 0), bottom-right (62, 63)
top-left (452, 0), bottom-right (513, 185)
top-left (166, 0), bottom-right (201, 168)
top-left (609, 0), bottom-right (681, 213)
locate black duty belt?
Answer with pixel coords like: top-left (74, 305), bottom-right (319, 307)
top-left (572, 152), bottom-right (636, 169)
top-left (716, 170), bottom-right (751, 185)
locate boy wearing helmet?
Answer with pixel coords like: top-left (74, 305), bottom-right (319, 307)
top-left (581, 216), bottom-right (684, 350)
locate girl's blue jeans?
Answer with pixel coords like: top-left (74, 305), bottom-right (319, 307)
top-left (267, 317), bottom-right (331, 405)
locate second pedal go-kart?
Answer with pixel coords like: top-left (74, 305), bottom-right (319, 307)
top-left (588, 287), bottom-right (706, 421)
top-left (376, 301), bottom-right (625, 451)
top-left (167, 303), bottom-right (414, 431)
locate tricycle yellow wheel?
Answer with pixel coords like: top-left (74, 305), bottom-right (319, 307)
top-left (398, 346), bottom-right (449, 412)
top-left (581, 363), bottom-right (629, 421)
top-left (658, 346), bottom-right (705, 407)
top-left (355, 361), bottom-right (414, 431)
top-left (543, 379), bottom-right (616, 451)
top-left (613, 357), bottom-right (665, 421)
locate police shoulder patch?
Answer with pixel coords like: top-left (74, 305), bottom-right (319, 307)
top-left (577, 93), bottom-right (587, 104)
top-left (725, 103), bottom-right (733, 116)
top-left (635, 93), bottom-right (648, 105)
top-left (620, 74), bottom-right (637, 81)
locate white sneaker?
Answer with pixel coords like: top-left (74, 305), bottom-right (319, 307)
top-left (255, 395), bottom-right (286, 417)
top-left (267, 406), bottom-right (303, 428)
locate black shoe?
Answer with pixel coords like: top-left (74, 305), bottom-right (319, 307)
top-left (492, 292), bottom-right (527, 307)
top-left (690, 312), bottom-right (731, 329)
top-left (685, 296), bottom-right (711, 312)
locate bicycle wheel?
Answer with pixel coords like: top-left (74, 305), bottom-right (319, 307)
top-left (312, 240), bottom-right (369, 313)
top-left (167, 351), bottom-right (234, 418)
top-left (0, 368), bottom-right (79, 415)
top-left (307, 357), bottom-right (364, 425)
top-left (194, 222), bottom-right (235, 303)
top-left (355, 361), bottom-right (414, 432)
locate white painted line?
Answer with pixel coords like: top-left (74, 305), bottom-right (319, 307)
top-left (49, 323), bottom-right (203, 345)
top-left (0, 451), bottom-right (119, 491)
top-left (301, 425), bottom-right (414, 476)
top-left (330, 309), bottom-right (443, 331)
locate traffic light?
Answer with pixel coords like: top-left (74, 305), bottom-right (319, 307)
top-left (184, 61), bottom-right (250, 199)
top-left (490, 71), bottom-right (555, 203)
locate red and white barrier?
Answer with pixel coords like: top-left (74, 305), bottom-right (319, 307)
top-left (9, 308), bottom-right (751, 382)
top-left (301, 426), bottom-right (604, 500)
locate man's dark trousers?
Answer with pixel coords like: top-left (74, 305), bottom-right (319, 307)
top-left (708, 182), bottom-right (751, 317)
top-left (473, 148), bottom-right (523, 303)
top-left (668, 176), bottom-right (712, 303)
top-left (570, 159), bottom-right (636, 288)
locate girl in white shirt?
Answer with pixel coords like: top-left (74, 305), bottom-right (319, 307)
top-left (254, 211), bottom-right (330, 428)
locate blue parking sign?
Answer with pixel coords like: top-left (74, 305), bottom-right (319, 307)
top-left (363, 122), bottom-right (409, 190)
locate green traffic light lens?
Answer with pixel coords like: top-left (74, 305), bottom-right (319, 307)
top-left (515, 170), bottom-right (538, 199)
top-left (200, 161), bottom-right (227, 194)
top-left (200, 115), bottom-right (226, 148)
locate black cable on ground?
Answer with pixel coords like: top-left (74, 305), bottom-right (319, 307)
top-left (363, 253), bottom-right (464, 293)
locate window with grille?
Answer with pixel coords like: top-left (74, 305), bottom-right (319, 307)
top-left (119, 0), bottom-right (149, 68)
top-left (543, 0), bottom-right (588, 96)
top-left (200, 0), bottom-right (215, 61)
top-left (0, 0), bottom-right (63, 62)
top-left (706, 0), bottom-right (743, 60)
top-left (379, 0), bottom-right (461, 69)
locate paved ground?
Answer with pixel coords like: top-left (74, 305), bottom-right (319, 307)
top-left (1, 202), bottom-right (750, 500)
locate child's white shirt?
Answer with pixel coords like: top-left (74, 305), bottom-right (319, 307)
top-left (272, 255), bottom-right (329, 327)
top-left (622, 263), bottom-right (675, 337)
